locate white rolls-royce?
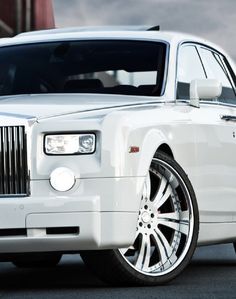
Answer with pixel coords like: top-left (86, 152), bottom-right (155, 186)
top-left (0, 25), bottom-right (235, 285)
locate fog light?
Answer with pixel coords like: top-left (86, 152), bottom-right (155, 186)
top-left (50, 167), bottom-right (75, 192)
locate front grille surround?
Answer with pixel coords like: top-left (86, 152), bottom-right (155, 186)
top-left (0, 126), bottom-right (29, 197)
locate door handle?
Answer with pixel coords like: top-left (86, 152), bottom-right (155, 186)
top-left (221, 115), bottom-right (236, 121)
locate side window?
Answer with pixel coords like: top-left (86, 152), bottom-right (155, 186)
top-left (199, 48), bottom-right (236, 104)
top-left (177, 45), bottom-right (206, 99)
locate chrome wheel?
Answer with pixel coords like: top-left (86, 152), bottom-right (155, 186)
top-left (119, 157), bottom-right (195, 276)
top-left (80, 152), bottom-right (198, 285)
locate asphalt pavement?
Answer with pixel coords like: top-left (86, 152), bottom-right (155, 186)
top-left (0, 244), bottom-right (235, 299)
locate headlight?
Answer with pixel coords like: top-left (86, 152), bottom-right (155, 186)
top-left (45, 133), bottom-right (96, 155)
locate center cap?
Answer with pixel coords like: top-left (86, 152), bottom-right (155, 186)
top-left (141, 211), bottom-right (151, 223)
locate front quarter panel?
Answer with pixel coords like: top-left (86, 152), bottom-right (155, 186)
top-left (31, 104), bottom-right (196, 181)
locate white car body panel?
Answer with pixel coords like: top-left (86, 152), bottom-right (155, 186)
top-left (0, 29), bottom-right (235, 253)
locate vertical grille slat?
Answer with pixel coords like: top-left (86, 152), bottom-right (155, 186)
top-left (18, 126), bottom-right (24, 194)
top-left (8, 127), bottom-right (13, 194)
top-left (3, 127), bottom-right (9, 194)
top-left (0, 126), bottom-right (29, 197)
top-left (0, 128), bottom-right (3, 193)
top-left (13, 127), bottom-right (19, 194)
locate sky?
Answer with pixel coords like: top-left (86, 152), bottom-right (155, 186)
top-left (53, 0), bottom-right (236, 61)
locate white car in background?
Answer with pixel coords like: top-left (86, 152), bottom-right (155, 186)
top-left (0, 26), bottom-right (236, 286)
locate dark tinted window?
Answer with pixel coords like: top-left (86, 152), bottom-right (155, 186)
top-left (199, 48), bottom-right (236, 104)
top-left (177, 45), bottom-right (206, 99)
top-left (0, 41), bottom-right (166, 97)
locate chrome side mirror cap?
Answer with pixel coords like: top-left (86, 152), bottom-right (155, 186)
top-left (190, 79), bottom-right (222, 108)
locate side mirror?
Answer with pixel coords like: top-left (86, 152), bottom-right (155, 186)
top-left (190, 79), bottom-right (222, 108)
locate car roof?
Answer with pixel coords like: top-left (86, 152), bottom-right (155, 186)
top-left (16, 25), bottom-right (161, 36)
top-left (0, 26), bottom-right (226, 57)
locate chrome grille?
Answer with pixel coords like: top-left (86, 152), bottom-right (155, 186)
top-left (0, 126), bottom-right (29, 196)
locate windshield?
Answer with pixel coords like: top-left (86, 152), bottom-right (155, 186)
top-left (0, 40), bottom-right (166, 97)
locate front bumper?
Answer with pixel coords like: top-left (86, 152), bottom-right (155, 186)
top-left (0, 177), bottom-right (144, 253)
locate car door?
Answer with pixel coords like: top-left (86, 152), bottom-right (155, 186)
top-left (177, 43), bottom-right (236, 223)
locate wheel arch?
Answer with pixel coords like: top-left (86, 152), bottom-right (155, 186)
top-left (156, 143), bottom-right (174, 158)
top-left (137, 129), bottom-right (174, 177)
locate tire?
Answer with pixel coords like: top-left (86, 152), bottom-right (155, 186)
top-left (80, 151), bottom-right (199, 286)
top-left (12, 253), bottom-right (62, 268)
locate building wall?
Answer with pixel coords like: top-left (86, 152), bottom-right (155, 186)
top-left (0, 0), bottom-right (55, 37)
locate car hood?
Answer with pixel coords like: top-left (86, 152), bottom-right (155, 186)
top-left (0, 94), bottom-right (156, 120)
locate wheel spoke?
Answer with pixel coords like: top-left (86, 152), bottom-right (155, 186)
top-left (142, 236), bottom-right (151, 271)
top-left (168, 173), bottom-right (179, 189)
top-left (152, 230), bottom-right (167, 265)
top-left (152, 228), bottom-right (177, 266)
top-left (119, 245), bottom-right (136, 256)
top-left (153, 184), bottom-right (172, 209)
top-left (178, 223), bottom-right (189, 235)
top-left (158, 218), bottom-right (189, 236)
top-left (158, 211), bottom-right (179, 221)
top-left (135, 234), bottom-right (149, 269)
top-left (158, 210), bottom-right (189, 222)
top-left (158, 210), bottom-right (190, 235)
top-left (159, 175), bottom-right (167, 192)
top-left (156, 228), bottom-right (174, 258)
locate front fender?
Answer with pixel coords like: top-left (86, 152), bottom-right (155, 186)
top-left (136, 129), bottom-right (169, 176)
top-left (101, 111), bottom-right (171, 177)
